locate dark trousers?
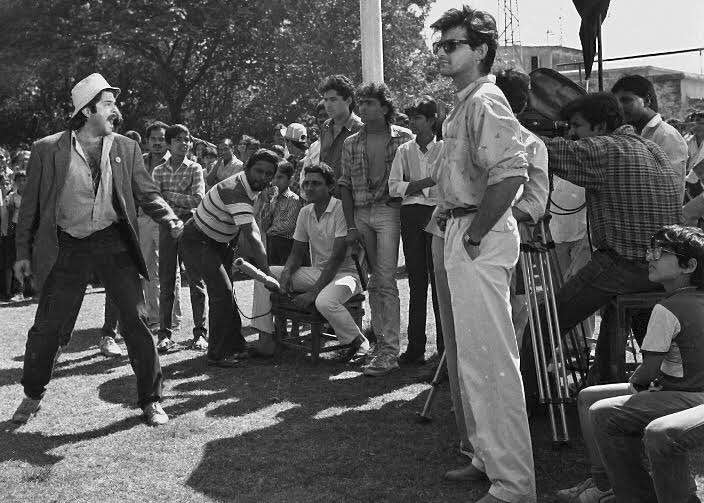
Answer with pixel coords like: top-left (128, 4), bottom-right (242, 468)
top-left (21, 225), bottom-right (162, 408)
top-left (102, 296), bottom-right (120, 337)
top-left (266, 234), bottom-right (293, 266)
top-left (520, 249), bottom-right (660, 398)
top-left (158, 221), bottom-right (207, 340)
top-left (400, 204), bottom-right (443, 355)
top-left (179, 220), bottom-right (245, 360)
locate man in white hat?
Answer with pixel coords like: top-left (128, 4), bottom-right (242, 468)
top-left (282, 123), bottom-right (308, 196)
top-left (11, 73), bottom-right (183, 426)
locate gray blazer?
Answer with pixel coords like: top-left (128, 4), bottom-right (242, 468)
top-left (16, 131), bottom-right (177, 290)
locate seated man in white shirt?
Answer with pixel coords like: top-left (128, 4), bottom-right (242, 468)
top-left (250, 163), bottom-right (370, 361)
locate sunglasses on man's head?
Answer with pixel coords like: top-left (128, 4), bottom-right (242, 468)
top-left (432, 39), bottom-right (473, 55)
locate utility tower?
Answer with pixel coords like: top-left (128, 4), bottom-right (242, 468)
top-left (498, 0), bottom-right (520, 47)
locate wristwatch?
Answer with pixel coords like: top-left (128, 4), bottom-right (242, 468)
top-left (463, 233), bottom-right (481, 246)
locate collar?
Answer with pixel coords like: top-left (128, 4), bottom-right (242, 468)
top-left (642, 113), bottom-right (663, 133)
top-left (325, 112), bottom-right (362, 132)
top-left (71, 131), bottom-right (115, 159)
top-left (414, 135), bottom-right (437, 149)
top-left (236, 171), bottom-right (256, 199)
top-left (613, 124), bottom-right (637, 135)
top-left (456, 74), bottom-right (495, 102)
top-left (317, 196), bottom-right (336, 214)
top-left (276, 187), bottom-right (294, 199)
top-left (167, 156), bottom-right (194, 170)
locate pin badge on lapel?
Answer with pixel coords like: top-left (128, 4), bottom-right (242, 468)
top-left (115, 156), bottom-right (121, 163)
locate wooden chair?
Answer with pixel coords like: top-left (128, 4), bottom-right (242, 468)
top-left (270, 292), bottom-right (365, 363)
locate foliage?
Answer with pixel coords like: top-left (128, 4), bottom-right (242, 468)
top-left (0, 0), bottom-right (450, 147)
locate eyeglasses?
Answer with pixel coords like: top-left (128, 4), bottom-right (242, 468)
top-left (301, 180), bottom-right (324, 188)
top-left (432, 39), bottom-right (472, 55)
top-left (645, 245), bottom-right (686, 262)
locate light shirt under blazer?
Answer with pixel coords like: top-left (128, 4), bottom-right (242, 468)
top-left (56, 132), bottom-right (119, 238)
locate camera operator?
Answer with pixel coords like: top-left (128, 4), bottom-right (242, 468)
top-left (530, 92), bottom-right (682, 386)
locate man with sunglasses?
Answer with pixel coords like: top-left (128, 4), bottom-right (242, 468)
top-left (557, 225), bottom-right (704, 503)
top-left (429, 7), bottom-right (534, 503)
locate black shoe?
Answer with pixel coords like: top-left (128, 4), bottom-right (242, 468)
top-left (399, 350), bottom-right (426, 365)
top-left (207, 351), bottom-right (249, 368)
top-left (332, 335), bottom-right (370, 363)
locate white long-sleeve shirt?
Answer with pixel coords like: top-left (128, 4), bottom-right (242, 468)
top-left (388, 137), bottom-right (442, 206)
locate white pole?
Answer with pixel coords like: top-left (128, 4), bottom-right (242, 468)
top-left (360, 0), bottom-right (384, 83)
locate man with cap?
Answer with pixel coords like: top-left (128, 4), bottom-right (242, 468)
top-left (11, 73), bottom-right (182, 426)
top-left (388, 95), bottom-right (444, 365)
top-left (282, 123), bottom-right (308, 197)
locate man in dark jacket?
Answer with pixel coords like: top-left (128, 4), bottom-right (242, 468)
top-left (11, 73), bottom-right (182, 426)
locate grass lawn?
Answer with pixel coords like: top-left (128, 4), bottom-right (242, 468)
top-left (0, 280), bottom-right (702, 502)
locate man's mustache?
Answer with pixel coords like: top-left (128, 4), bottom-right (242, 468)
top-left (109, 110), bottom-right (123, 126)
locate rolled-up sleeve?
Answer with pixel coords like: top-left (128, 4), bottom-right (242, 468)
top-left (337, 141), bottom-right (353, 190)
top-left (472, 97), bottom-right (529, 186)
top-left (388, 146), bottom-right (410, 198)
top-left (515, 135), bottom-right (549, 223)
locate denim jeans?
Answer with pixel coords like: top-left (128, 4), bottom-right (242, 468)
top-left (179, 220), bottom-right (244, 360)
top-left (589, 386), bottom-right (704, 502)
top-left (400, 204), bottom-right (443, 355)
top-left (22, 225), bottom-right (162, 408)
top-left (158, 222), bottom-right (207, 340)
top-left (521, 249), bottom-right (660, 394)
top-left (138, 214), bottom-right (182, 328)
top-left (355, 203), bottom-right (401, 356)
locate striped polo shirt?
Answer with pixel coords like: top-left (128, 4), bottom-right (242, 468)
top-left (193, 171), bottom-right (258, 242)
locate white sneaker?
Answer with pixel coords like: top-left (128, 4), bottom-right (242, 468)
top-left (143, 402), bottom-right (169, 426)
top-left (99, 336), bottom-right (123, 357)
top-left (556, 478), bottom-right (614, 502)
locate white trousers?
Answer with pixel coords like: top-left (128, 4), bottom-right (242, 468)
top-left (251, 266), bottom-right (363, 344)
top-left (444, 213), bottom-right (536, 502)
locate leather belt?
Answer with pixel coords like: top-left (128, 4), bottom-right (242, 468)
top-left (447, 206), bottom-right (478, 218)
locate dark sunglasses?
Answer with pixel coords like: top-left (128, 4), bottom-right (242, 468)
top-left (301, 180), bottom-right (325, 188)
top-left (432, 39), bottom-right (472, 55)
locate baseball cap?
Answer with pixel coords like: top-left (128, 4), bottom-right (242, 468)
top-left (405, 95), bottom-right (438, 119)
top-left (281, 123), bottom-right (307, 143)
top-left (70, 73), bottom-right (121, 119)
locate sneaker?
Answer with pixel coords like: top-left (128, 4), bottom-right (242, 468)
top-left (10, 294), bottom-right (25, 303)
top-left (443, 464), bottom-right (488, 482)
top-left (189, 336), bottom-right (208, 351)
top-left (363, 353), bottom-right (399, 377)
top-left (207, 351), bottom-right (249, 368)
top-left (143, 402), bottom-right (168, 426)
top-left (12, 396), bottom-right (42, 424)
top-left (99, 336), bottom-right (123, 357)
top-left (156, 337), bottom-right (178, 354)
top-left (556, 478), bottom-right (613, 502)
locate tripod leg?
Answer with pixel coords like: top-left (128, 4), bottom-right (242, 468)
top-left (417, 350), bottom-right (447, 422)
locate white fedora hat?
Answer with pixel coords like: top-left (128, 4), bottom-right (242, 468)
top-left (70, 73), bottom-right (121, 119)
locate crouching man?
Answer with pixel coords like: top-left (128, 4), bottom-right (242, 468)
top-left (251, 163), bottom-right (370, 361)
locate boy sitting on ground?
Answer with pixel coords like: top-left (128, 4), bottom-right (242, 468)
top-left (557, 224), bottom-right (704, 503)
top-left (249, 163), bottom-right (369, 361)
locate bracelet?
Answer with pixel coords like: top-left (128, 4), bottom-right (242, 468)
top-left (347, 227), bottom-right (357, 231)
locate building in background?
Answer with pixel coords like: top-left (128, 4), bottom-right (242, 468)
top-left (497, 45), bottom-right (704, 120)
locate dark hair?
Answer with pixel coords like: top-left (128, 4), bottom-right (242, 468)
top-left (430, 6), bottom-right (498, 74)
top-left (145, 121), bottom-right (169, 139)
top-left (166, 124), bottom-right (190, 144)
top-left (304, 163), bottom-right (336, 187)
top-left (650, 225), bottom-right (704, 287)
top-left (276, 160), bottom-right (294, 179)
top-left (611, 75), bottom-right (659, 112)
top-left (356, 82), bottom-right (396, 122)
top-left (67, 91), bottom-right (104, 131)
top-left (319, 75), bottom-right (356, 111)
top-left (495, 69), bottom-right (530, 114)
top-left (316, 99), bottom-right (326, 113)
top-left (244, 148), bottom-right (279, 172)
top-left (270, 144), bottom-right (286, 157)
top-left (240, 135), bottom-right (260, 149)
top-left (560, 93), bottom-right (624, 133)
top-left (203, 146), bottom-right (218, 157)
top-left (219, 138), bottom-right (233, 147)
top-left (124, 130), bottom-right (142, 144)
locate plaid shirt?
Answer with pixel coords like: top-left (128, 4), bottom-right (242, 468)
top-left (338, 124), bottom-right (413, 207)
top-left (320, 112), bottom-right (363, 179)
top-left (545, 125), bottom-right (683, 261)
top-left (152, 157), bottom-right (205, 219)
top-left (260, 187), bottom-right (302, 239)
